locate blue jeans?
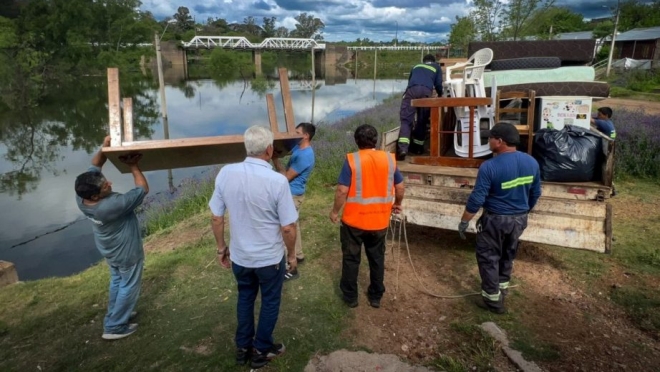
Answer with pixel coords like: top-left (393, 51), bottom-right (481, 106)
top-left (232, 255), bottom-right (285, 352)
top-left (104, 259), bottom-right (143, 333)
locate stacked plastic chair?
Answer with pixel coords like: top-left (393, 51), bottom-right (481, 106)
top-left (443, 48), bottom-right (495, 158)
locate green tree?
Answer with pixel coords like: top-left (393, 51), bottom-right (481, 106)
top-left (501, 0), bottom-right (555, 40)
top-left (291, 12), bottom-right (325, 40)
top-left (525, 6), bottom-right (586, 39)
top-left (448, 16), bottom-right (477, 55)
top-left (274, 26), bottom-right (289, 37)
top-left (173, 6), bottom-right (194, 32)
top-left (262, 16), bottom-right (276, 38)
top-left (471, 0), bottom-right (504, 41)
top-left (243, 16), bottom-right (261, 36)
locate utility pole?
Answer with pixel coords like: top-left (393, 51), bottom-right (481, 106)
top-left (155, 31), bottom-right (168, 119)
top-left (605, 0), bottom-right (620, 77)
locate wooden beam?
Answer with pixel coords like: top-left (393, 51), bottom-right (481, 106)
top-left (107, 68), bottom-right (122, 147)
top-left (408, 156), bottom-right (485, 168)
top-left (122, 98), bottom-right (134, 143)
top-left (278, 67), bottom-right (296, 133)
top-left (412, 97), bottom-right (491, 108)
top-left (430, 107), bottom-right (439, 157)
top-left (266, 93), bottom-right (280, 134)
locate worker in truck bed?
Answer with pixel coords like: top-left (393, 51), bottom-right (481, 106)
top-left (396, 54), bottom-right (443, 161)
top-left (457, 123), bottom-right (542, 314)
top-left (591, 106), bottom-right (616, 139)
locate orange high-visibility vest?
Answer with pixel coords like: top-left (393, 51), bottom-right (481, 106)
top-left (341, 150), bottom-right (396, 231)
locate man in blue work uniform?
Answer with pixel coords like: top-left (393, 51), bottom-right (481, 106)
top-left (591, 106), bottom-right (616, 139)
top-left (458, 123), bottom-right (542, 314)
top-left (397, 54), bottom-right (443, 160)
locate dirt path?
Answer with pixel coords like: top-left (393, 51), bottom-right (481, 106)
top-left (598, 98), bottom-right (660, 115)
top-left (342, 224), bottom-right (660, 372)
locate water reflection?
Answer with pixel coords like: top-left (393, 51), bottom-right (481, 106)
top-left (0, 63), bottom-right (407, 281)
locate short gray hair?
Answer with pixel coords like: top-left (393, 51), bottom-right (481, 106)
top-left (244, 125), bottom-right (273, 156)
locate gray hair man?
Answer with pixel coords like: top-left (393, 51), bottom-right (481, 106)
top-left (209, 125), bottom-right (298, 369)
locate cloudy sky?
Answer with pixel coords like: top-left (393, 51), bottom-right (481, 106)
top-left (140, 0), bottom-right (625, 42)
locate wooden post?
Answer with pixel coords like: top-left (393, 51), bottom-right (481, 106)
top-left (430, 107), bottom-right (439, 157)
top-left (122, 98), bottom-right (134, 143)
top-left (266, 93), bottom-right (279, 133)
top-left (311, 48), bottom-right (316, 123)
top-left (373, 49), bottom-right (377, 98)
top-left (107, 68), bottom-right (122, 147)
top-left (278, 67), bottom-right (296, 133)
top-left (468, 106), bottom-right (475, 159)
top-left (355, 50), bottom-right (358, 82)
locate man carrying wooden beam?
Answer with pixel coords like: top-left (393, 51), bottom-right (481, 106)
top-left (74, 136), bottom-right (148, 340)
top-left (272, 122), bottom-right (316, 282)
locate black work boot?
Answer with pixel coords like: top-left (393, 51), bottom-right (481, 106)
top-left (475, 296), bottom-right (506, 315)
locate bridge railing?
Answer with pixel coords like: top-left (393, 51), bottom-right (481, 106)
top-left (182, 36), bottom-right (326, 50)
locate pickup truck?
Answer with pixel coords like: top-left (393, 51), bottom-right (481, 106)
top-left (380, 127), bottom-right (615, 253)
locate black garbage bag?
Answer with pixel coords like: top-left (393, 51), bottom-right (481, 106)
top-left (532, 125), bottom-right (603, 182)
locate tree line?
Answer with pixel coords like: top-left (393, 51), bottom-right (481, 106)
top-left (449, 0), bottom-right (660, 56)
top-left (0, 1), bottom-right (326, 108)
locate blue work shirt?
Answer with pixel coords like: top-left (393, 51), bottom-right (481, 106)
top-left (209, 157), bottom-right (298, 268)
top-left (594, 118), bottom-right (616, 139)
top-left (337, 153), bottom-right (404, 186)
top-left (466, 152), bottom-right (542, 215)
top-left (76, 166), bottom-right (146, 267)
top-left (407, 62), bottom-right (443, 96)
top-left (287, 144), bottom-right (315, 196)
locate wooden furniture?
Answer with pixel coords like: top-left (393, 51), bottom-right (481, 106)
top-left (103, 68), bottom-right (302, 173)
top-left (409, 97), bottom-right (492, 168)
top-left (494, 90), bottom-right (536, 154)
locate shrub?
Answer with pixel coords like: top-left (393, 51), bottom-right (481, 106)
top-left (612, 109), bottom-right (660, 179)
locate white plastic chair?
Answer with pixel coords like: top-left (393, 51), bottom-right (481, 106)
top-left (442, 48), bottom-right (496, 158)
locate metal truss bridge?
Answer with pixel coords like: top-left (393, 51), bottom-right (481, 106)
top-left (181, 36), bottom-right (439, 52)
top-left (181, 36), bottom-right (326, 50)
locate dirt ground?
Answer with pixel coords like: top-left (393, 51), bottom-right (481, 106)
top-left (598, 98), bottom-right (660, 115)
top-left (338, 196), bottom-right (660, 372)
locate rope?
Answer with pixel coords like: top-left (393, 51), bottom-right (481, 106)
top-left (387, 213), bottom-right (517, 299)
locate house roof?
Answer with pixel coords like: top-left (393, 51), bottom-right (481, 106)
top-left (555, 31), bottom-right (594, 40)
top-left (616, 26), bottom-right (660, 41)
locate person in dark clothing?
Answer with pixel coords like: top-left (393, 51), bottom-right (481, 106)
top-left (457, 123), bottom-right (542, 314)
top-left (397, 54), bottom-right (443, 160)
top-left (591, 106), bottom-right (616, 139)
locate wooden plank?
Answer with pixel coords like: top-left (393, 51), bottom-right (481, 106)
top-left (430, 107), bottom-right (439, 157)
top-left (380, 127), bottom-right (399, 154)
top-left (107, 68), bottom-right (122, 147)
top-left (402, 191), bottom-right (609, 252)
top-left (266, 93), bottom-right (279, 134)
top-left (412, 97), bottom-right (491, 108)
top-left (103, 132), bottom-right (303, 173)
top-left (122, 98), bottom-right (134, 143)
top-left (409, 156), bottom-right (485, 168)
top-left (278, 67), bottom-right (296, 133)
top-left (605, 203), bottom-right (613, 254)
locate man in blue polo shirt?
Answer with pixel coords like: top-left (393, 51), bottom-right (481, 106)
top-left (273, 122), bottom-right (316, 281)
top-left (458, 122), bottom-right (541, 314)
top-left (397, 54), bottom-right (443, 160)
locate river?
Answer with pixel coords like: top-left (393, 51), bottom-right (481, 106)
top-left (0, 62), bottom-right (408, 281)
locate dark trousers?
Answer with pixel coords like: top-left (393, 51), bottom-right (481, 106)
top-left (475, 212), bottom-right (528, 310)
top-left (232, 255), bottom-right (285, 352)
top-left (398, 85), bottom-right (432, 154)
top-left (340, 223), bottom-right (387, 302)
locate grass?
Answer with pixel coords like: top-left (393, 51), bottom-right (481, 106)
top-left (609, 86), bottom-right (660, 102)
top-left (0, 190), bottom-right (351, 372)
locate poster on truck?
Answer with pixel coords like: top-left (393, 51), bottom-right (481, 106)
top-left (537, 96), bottom-right (592, 131)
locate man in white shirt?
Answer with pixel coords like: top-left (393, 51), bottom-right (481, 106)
top-left (209, 125), bottom-right (298, 369)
